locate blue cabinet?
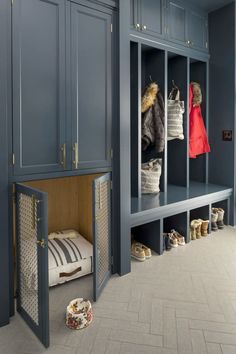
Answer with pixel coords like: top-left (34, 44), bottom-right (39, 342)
top-left (188, 8), bottom-right (208, 52)
top-left (12, 0), bottom-right (67, 176)
top-left (12, 0), bottom-right (112, 176)
top-left (166, 0), bottom-right (188, 46)
top-left (131, 0), bottom-right (165, 38)
top-left (71, 3), bottom-right (112, 170)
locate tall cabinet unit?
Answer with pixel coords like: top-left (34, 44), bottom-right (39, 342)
top-left (1, 0), bottom-right (117, 347)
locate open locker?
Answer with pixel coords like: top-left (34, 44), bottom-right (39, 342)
top-left (15, 173), bottom-right (112, 347)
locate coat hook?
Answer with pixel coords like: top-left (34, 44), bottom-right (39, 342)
top-left (172, 80), bottom-right (178, 89)
top-left (149, 75), bottom-right (153, 82)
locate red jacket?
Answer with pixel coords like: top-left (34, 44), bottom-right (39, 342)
top-left (189, 83), bottom-right (210, 158)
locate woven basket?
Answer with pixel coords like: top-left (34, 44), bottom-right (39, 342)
top-left (66, 298), bottom-right (93, 330)
top-left (141, 158), bottom-right (162, 194)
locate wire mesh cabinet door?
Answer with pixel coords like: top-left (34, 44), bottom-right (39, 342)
top-left (93, 173), bottom-right (112, 301)
top-left (16, 183), bottom-right (49, 348)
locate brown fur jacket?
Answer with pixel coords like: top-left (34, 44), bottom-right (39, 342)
top-left (141, 83), bottom-right (165, 152)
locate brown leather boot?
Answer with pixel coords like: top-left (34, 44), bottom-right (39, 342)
top-left (196, 220), bottom-right (202, 239)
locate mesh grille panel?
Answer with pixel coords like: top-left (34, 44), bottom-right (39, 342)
top-left (18, 193), bottom-right (39, 325)
top-left (96, 180), bottom-right (110, 287)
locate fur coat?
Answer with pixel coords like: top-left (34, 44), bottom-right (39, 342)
top-left (189, 82), bottom-right (210, 158)
top-left (141, 83), bottom-right (165, 153)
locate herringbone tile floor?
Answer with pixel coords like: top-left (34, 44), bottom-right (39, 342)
top-left (1, 227), bottom-right (236, 354)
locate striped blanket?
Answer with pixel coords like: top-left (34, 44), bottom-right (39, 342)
top-left (48, 235), bottom-right (92, 270)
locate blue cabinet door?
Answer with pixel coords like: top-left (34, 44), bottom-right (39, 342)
top-left (71, 3), bottom-right (112, 170)
top-left (188, 9), bottom-right (208, 52)
top-left (130, 0), bottom-right (139, 30)
top-left (139, 0), bottom-right (165, 37)
top-left (16, 183), bottom-right (49, 348)
top-left (166, 0), bottom-right (188, 46)
top-left (12, 0), bottom-right (67, 176)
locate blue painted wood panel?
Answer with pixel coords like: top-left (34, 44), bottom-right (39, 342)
top-left (188, 9), bottom-right (208, 52)
top-left (12, 0), bottom-right (67, 175)
top-left (71, 3), bottom-right (112, 170)
top-left (139, 0), bottom-right (165, 38)
top-left (167, 0), bottom-right (188, 46)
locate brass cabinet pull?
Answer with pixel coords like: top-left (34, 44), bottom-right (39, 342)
top-left (36, 239), bottom-right (45, 248)
top-left (72, 142), bottom-right (79, 169)
top-left (60, 143), bottom-right (66, 169)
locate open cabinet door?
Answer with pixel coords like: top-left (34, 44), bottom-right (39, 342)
top-left (16, 183), bottom-right (49, 348)
top-left (93, 173), bottom-right (112, 301)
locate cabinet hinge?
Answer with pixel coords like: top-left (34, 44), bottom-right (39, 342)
top-left (11, 0), bottom-right (14, 5)
top-left (110, 148), bottom-right (113, 160)
top-left (110, 23), bottom-right (113, 33)
top-left (110, 180), bottom-right (113, 190)
top-left (12, 153), bottom-right (15, 166)
top-left (206, 41), bottom-right (208, 49)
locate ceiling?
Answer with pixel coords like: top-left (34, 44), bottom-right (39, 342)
top-left (189, 0), bottom-right (234, 12)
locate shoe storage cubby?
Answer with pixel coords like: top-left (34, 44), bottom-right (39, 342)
top-left (190, 205), bottom-right (211, 233)
top-left (163, 212), bottom-right (189, 243)
top-left (189, 59), bottom-right (208, 184)
top-left (167, 53), bottom-right (188, 187)
top-left (131, 219), bottom-right (163, 255)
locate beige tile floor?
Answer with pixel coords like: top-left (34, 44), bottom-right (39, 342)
top-left (1, 226), bottom-right (236, 354)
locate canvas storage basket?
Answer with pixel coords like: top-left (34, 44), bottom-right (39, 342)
top-left (167, 88), bottom-right (185, 141)
top-left (141, 158), bottom-right (162, 194)
top-left (66, 298), bottom-right (93, 330)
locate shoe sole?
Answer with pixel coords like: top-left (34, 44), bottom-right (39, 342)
top-left (145, 255), bottom-right (152, 259)
top-left (131, 254), bottom-right (146, 262)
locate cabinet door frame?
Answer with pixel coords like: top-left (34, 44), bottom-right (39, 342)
top-left (70, 2), bottom-right (112, 171)
top-left (137, 0), bottom-right (166, 39)
top-left (12, 0), bottom-right (67, 176)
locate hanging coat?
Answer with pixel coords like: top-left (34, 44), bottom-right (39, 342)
top-left (189, 82), bottom-right (210, 158)
top-left (141, 83), bottom-right (165, 153)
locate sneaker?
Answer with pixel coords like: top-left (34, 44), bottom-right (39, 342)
top-left (134, 242), bottom-right (152, 259)
top-left (170, 229), bottom-right (185, 246)
top-left (168, 233), bottom-right (178, 248)
top-left (131, 242), bottom-right (146, 262)
top-left (163, 234), bottom-right (172, 251)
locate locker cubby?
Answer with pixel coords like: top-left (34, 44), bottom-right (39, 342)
top-left (131, 219), bottom-right (163, 255)
top-left (190, 205), bottom-right (211, 234)
top-left (211, 199), bottom-right (230, 226)
top-left (189, 59), bottom-right (208, 184)
top-left (163, 212), bottom-right (189, 243)
top-left (141, 45), bottom-right (166, 196)
top-left (167, 52), bottom-right (188, 187)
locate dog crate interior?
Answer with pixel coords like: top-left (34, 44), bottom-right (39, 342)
top-left (211, 199), bottom-right (229, 226)
top-left (163, 212), bottom-right (189, 243)
top-left (14, 174), bottom-right (108, 297)
top-left (141, 44), bottom-right (166, 193)
top-left (167, 52), bottom-right (188, 187)
top-left (190, 205), bottom-right (210, 233)
top-left (131, 219), bottom-right (163, 256)
top-left (189, 59), bottom-right (208, 184)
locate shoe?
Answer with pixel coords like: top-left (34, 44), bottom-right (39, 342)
top-left (217, 208), bottom-right (225, 229)
top-left (163, 234), bottom-right (172, 251)
top-left (200, 220), bottom-right (209, 236)
top-left (195, 220), bottom-right (202, 239)
top-left (131, 242), bottom-right (146, 262)
top-left (170, 229), bottom-right (185, 246)
top-left (190, 220), bottom-right (197, 240)
top-left (211, 209), bottom-right (218, 231)
top-left (168, 233), bottom-right (178, 248)
top-left (134, 241), bottom-right (152, 259)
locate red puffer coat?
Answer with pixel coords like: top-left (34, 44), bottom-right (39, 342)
top-left (189, 83), bottom-right (210, 158)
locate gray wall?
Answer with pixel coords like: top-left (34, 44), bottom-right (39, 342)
top-left (209, 2), bottom-right (236, 224)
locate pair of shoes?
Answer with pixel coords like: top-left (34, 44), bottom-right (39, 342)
top-left (131, 240), bottom-right (152, 262)
top-left (164, 230), bottom-right (185, 249)
top-left (211, 208), bottom-right (225, 231)
top-left (190, 219), bottom-right (209, 240)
